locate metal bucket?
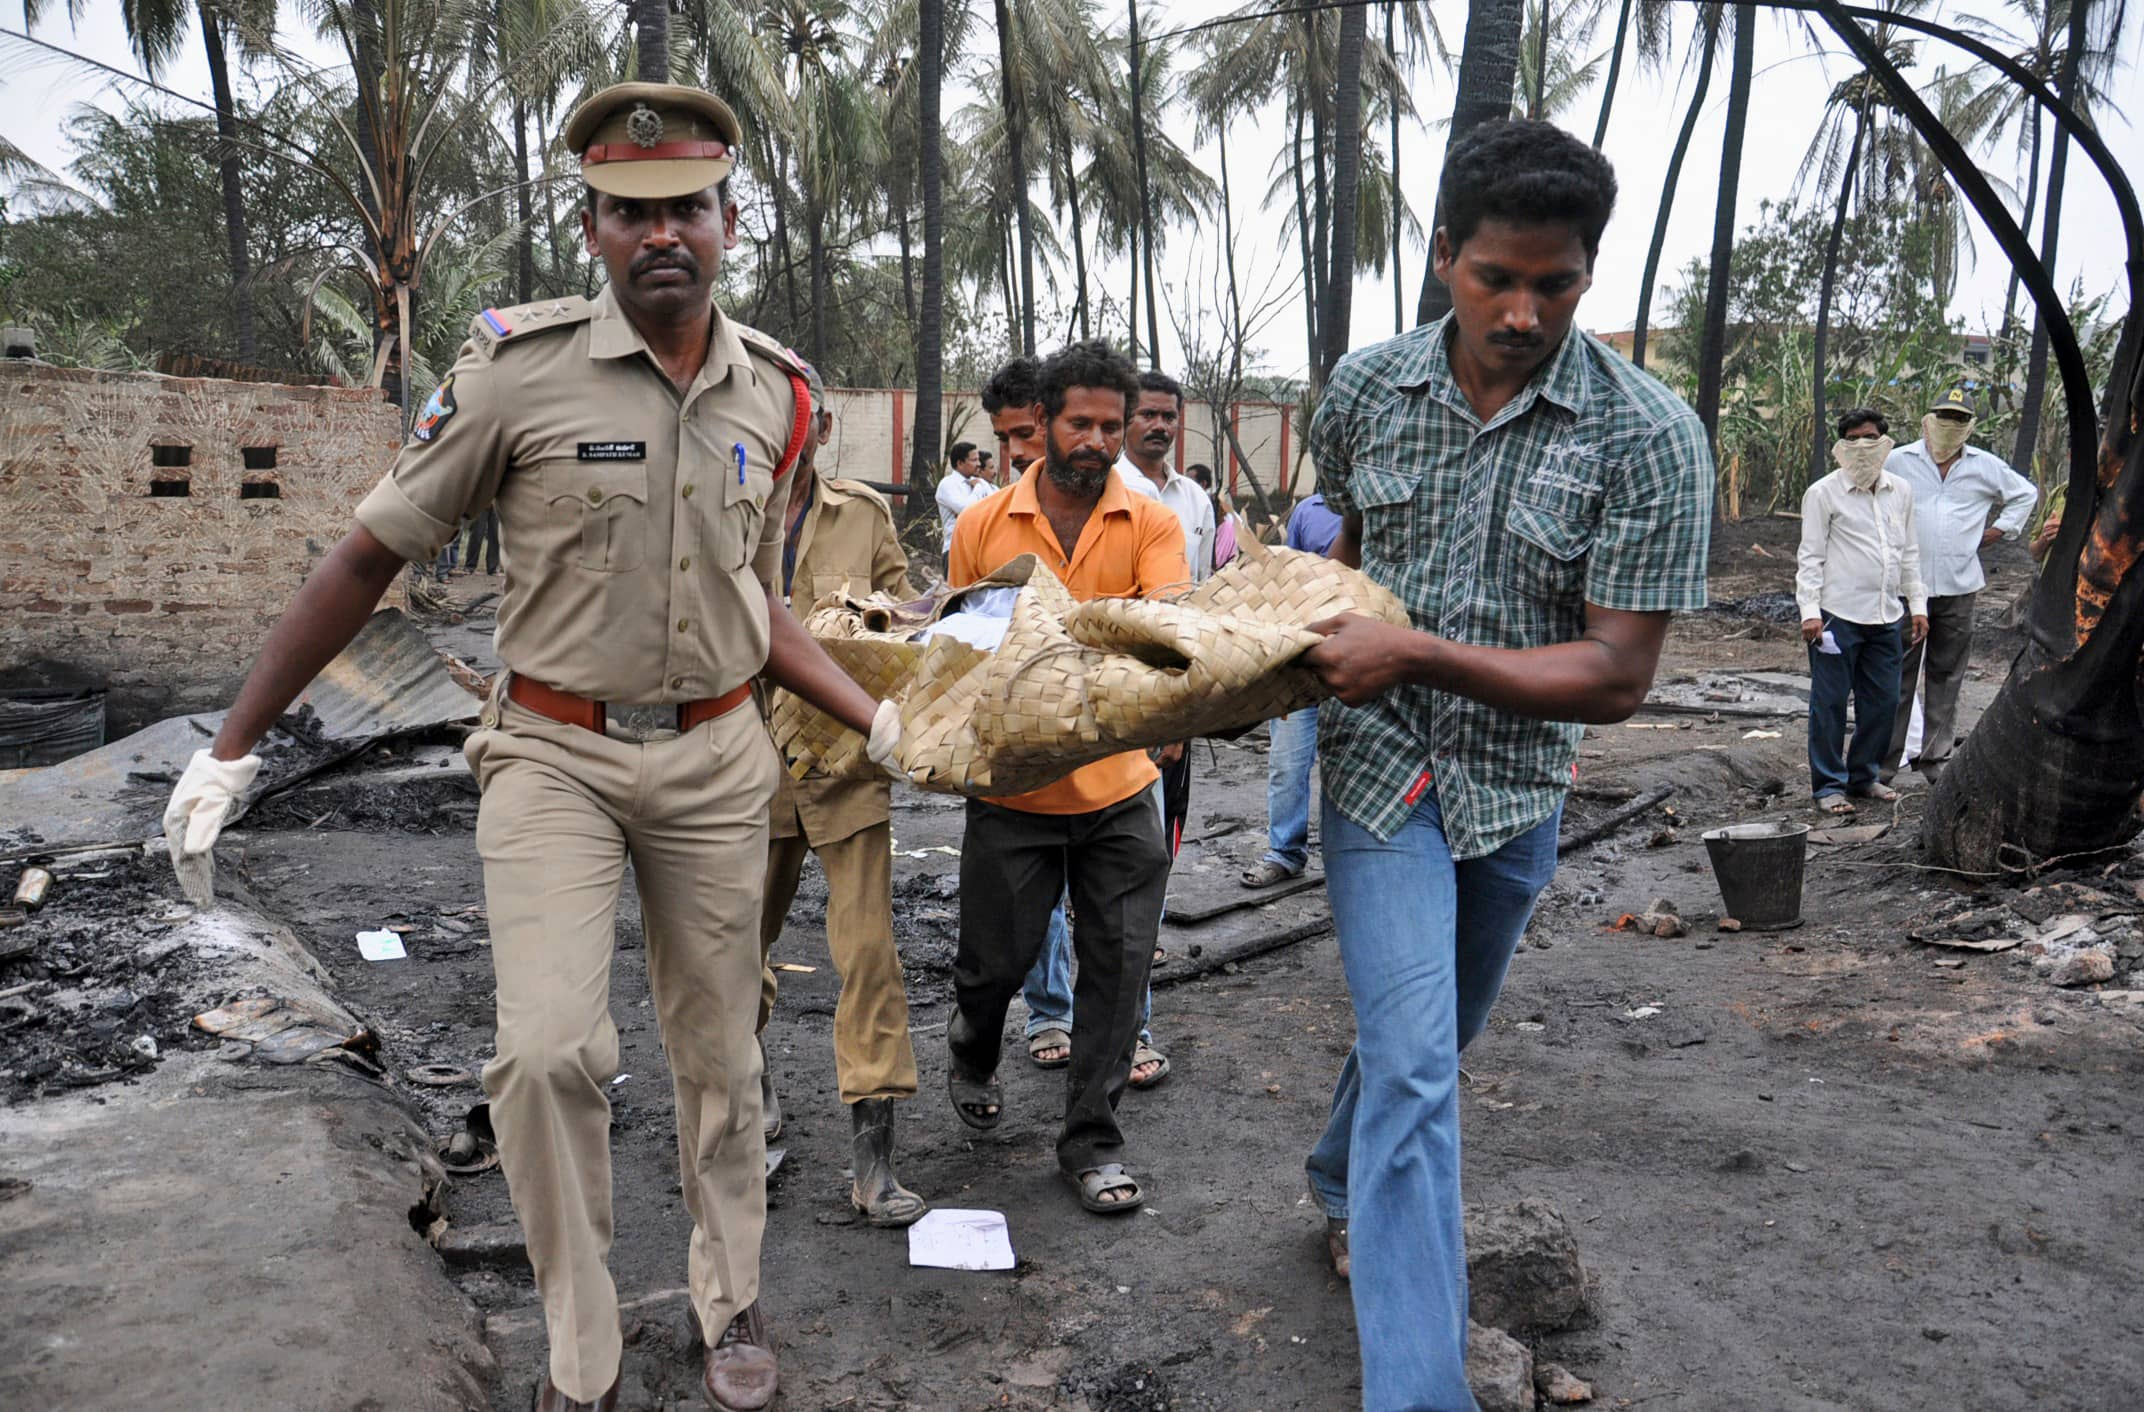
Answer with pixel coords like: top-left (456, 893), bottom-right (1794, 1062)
top-left (1701, 821), bottom-right (1810, 931)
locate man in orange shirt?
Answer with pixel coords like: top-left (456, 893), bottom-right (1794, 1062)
top-left (943, 340), bottom-right (1188, 1214)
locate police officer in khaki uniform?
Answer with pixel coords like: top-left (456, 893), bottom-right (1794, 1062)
top-left (159, 83), bottom-right (900, 1412)
top-left (754, 358), bottom-right (928, 1227)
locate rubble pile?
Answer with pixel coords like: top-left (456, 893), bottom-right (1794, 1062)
top-left (1911, 871), bottom-right (2144, 991)
top-left (0, 850), bottom-right (210, 1101)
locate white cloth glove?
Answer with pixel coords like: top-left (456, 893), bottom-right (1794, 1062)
top-left (865, 699), bottom-right (902, 776)
top-left (162, 749), bottom-right (261, 907)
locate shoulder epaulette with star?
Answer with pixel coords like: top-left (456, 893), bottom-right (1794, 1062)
top-left (467, 296), bottom-right (594, 359)
top-left (731, 322), bottom-right (810, 383)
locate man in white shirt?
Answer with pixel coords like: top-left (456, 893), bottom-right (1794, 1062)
top-left (1116, 370), bottom-right (1215, 583)
top-left (1881, 386), bottom-right (2038, 781)
top-left (934, 441), bottom-right (992, 551)
top-left (1797, 407), bottom-right (1929, 815)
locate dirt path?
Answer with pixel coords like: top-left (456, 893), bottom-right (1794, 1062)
top-left (226, 674), bottom-right (2144, 1409)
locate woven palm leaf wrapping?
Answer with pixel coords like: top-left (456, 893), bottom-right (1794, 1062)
top-left (768, 533), bottom-right (1410, 797)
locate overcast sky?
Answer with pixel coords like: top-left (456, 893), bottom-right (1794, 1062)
top-left (3, 0), bottom-right (2138, 384)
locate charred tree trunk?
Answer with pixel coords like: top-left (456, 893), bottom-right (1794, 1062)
top-left (1592, 0), bottom-right (1634, 146)
top-left (1128, 0), bottom-right (1162, 366)
top-left (1797, 0), bottom-right (2144, 870)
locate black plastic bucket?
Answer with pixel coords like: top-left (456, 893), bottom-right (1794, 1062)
top-left (1701, 821), bottom-right (1810, 931)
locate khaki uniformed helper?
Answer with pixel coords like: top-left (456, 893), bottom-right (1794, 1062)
top-left (759, 476), bottom-right (917, 1103)
top-left (355, 286), bottom-right (802, 704)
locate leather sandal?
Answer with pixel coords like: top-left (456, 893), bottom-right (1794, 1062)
top-left (532, 1374), bottom-right (619, 1411)
top-left (703, 1302), bottom-right (779, 1412)
top-left (1127, 1042), bottom-right (1171, 1090)
top-left (849, 1098), bottom-right (928, 1228)
top-left (1240, 859), bottom-right (1302, 889)
top-left (946, 1013), bottom-right (1001, 1130)
top-left (1027, 1027), bottom-right (1072, 1069)
top-left (1064, 1162), bottom-right (1145, 1214)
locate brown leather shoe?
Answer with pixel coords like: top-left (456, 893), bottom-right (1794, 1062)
top-left (703, 1301), bottom-right (779, 1411)
top-left (1325, 1216), bottom-right (1350, 1280)
top-left (532, 1373), bottom-right (619, 1411)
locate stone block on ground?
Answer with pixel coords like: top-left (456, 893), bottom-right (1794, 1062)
top-left (1537, 1360), bottom-right (1596, 1403)
top-left (1467, 1322), bottom-right (1535, 1412)
top-left (1467, 1197), bottom-right (1592, 1334)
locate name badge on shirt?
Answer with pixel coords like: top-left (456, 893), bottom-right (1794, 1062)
top-left (578, 441), bottom-right (647, 461)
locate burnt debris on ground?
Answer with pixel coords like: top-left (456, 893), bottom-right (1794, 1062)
top-left (0, 849), bottom-right (212, 1102)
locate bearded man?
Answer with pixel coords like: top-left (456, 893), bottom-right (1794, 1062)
top-left (940, 339), bottom-right (1188, 1217)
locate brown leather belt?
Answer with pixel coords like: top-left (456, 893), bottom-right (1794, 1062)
top-left (506, 675), bottom-right (753, 740)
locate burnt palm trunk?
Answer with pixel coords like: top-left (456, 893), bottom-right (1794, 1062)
top-left (1292, 101), bottom-right (1319, 378)
top-left (512, 101), bottom-right (534, 303)
top-left (1631, 10), bottom-right (1718, 368)
top-left (809, 203), bottom-right (829, 369)
top-left (1796, 0), bottom-right (2144, 870)
top-left (1694, 4), bottom-right (1755, 448)
top-left (198, 3), bottom-right (254, 362)
top-left (1415, 0), bottom-right (1524, 325)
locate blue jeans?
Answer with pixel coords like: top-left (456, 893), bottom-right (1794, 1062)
top-left (1305, 787), bottom-right (1562, 1412)
top-left (1263, 707), bottom-right (1319, 871)
top-left (1023, 893), bottom-right (1153, 1044)
top-left (1024, 783), bottom-right (1159, 1045)
top-left (1806, 615), bottom-right (1904, 798)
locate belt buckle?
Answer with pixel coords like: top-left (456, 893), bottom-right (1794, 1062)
top-left (603, 702), bottom-right (679, 743)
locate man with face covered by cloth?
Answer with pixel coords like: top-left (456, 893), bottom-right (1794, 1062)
top-left (159, 82), bottom-right (903, 1412)
top-left (1796, 408), bottom-right (1928, 814)
top-left (1881, 386), bottom-right (2038, 782)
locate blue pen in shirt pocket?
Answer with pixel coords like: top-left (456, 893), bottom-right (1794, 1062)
top-left (734, 442), bottom-right (747, 485)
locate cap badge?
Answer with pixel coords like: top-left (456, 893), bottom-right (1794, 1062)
top-left (626, 103), bottom-right (665, 149)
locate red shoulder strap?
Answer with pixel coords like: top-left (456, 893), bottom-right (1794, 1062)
top-left (773, 368), bottom-right (811, 480)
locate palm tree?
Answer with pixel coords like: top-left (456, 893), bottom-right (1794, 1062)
top-left (633, 0), bottom-right (667, 78)
top-left (1693, 2), bottom-right (1755, 448)
top-left (1515, 0), bottom-right (1610, 121)
top-left (1415, 0), bottom-right (1524, 326)
top-left (1320, 0), bottom-right (1366, 378)
top-left (1590, 0), bottom-right (1673, 145)
top-left (26, 0), bottom-right (268, 360)
top-left (2012, 0), bottom-right (2110, 471)
top-left (913, 0), bottom-right (944, 499)
top-left (1629, 3), bottom-right (1723, 367)
top-left (1959, 0), bottom-right (2124, 338)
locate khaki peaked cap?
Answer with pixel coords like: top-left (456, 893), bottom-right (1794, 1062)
top-left (566, 82), bottom-right (743, 199)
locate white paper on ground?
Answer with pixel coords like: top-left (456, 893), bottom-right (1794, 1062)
top-left (907, 1208), bottom-right (1016, 1271)
top-left (356, 929), bottom-right (407, 961)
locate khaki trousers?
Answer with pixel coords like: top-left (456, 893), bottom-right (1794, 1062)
top-left (757, 820), bottom-right (919, 1103)
top-left (466, 696), bottom-right (776, 1403)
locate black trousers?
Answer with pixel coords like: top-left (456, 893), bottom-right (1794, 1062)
top-left (953, 789), bottom-right (1169, 1173)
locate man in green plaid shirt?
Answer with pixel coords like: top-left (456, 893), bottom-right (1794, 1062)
top-left (1297, 120), bottom-right (1713, 1411)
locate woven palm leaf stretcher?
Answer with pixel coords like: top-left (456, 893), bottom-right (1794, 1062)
top-left (768, 534), bottom-right (1411, 798)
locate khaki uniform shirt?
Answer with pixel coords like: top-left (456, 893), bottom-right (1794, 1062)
top-left (355, 287), bottom-right (805, 703)
top-left (772, 472), bottom-right (914, 844)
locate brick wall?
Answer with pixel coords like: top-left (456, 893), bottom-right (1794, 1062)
top-left (0, 361), bottom-right (401, 733)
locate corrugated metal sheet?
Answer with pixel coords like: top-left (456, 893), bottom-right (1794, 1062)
top-left (0, 609), bottom-right (477, 856)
